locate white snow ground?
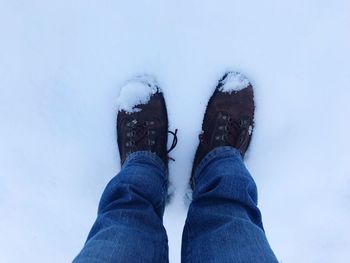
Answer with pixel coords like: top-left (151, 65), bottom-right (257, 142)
top-left (1, 0), bottom-right (350, 262)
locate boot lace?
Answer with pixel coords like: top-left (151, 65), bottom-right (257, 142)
top-left (199, 112), bottom-right (249, 150)
top-left (126, 119), bottom-right (178, 159)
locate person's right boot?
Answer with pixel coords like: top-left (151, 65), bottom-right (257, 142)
top-left (191, 72), bottom-right (255, 189)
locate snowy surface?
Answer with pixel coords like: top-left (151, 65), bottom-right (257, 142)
top-left (1, 0), bottom-right (350, 262)
top-left (219, 72), bottom-right (250, 93)
top-left (116, 75), bottom-right (159, 113)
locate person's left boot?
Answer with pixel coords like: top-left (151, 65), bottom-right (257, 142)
top-left (116, 76), bottom-right (177, 166)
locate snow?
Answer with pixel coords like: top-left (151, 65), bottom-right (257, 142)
top-left (0, 1), bottom-right (350, 263)
top-left (219, 72), bottom-right (250, 93)
top-left (116, 75), bottom-right (159, 113)
top-left (248, 125), bottom-right (253, 135)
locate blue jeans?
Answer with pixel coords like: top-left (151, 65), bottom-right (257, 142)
top-left (73, 147), bottom-right (278, 263)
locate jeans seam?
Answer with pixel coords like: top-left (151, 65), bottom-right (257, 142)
top-left (154, 178), bottom-right (168, 212)
top-left (161, 232), bottom-right (169, 263)
top-left (184, 219), bottom-right (193, 263)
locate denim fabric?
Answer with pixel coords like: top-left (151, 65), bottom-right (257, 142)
top-left (74, 147), bottom-right (277, 263)
top-left (73, 151), bottom-right (169, 263)
top-left (181, 146), bottom-right (278, 263)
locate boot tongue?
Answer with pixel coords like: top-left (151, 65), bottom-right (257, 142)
top-left (225, 116), bottom-right (242, 147)
top-left (134, 123), bottom-right (148, 144)
top-left (228, 125), bottom-right (239, 144)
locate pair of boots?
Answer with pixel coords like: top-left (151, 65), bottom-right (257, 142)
top-left (117, 72), bottom-right (254, 189)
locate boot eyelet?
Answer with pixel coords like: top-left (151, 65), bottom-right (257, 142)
top-left (127, 120), bottom-right (137, 127)
top-left (147, 130), bottom-right (156, 135)
top-left (145, 121), bottom-right (155, 126)
top-left (126, 131), bottom-right (136, 137)
top-left (148, 139), bottom-right (155, 146)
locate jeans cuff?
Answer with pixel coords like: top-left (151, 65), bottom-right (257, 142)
top-left (194, 146), bottom-right (242, 183)
top-left (122, 151), bottom-right (168, 175)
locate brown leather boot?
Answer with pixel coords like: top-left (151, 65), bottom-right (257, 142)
top-left (191, 72), bottom-right (255, 188)
top-left (117, 76), bottom-right (177, 166)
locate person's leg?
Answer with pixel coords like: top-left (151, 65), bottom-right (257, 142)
top-left (181, 146), bottom-right (278, 263)
top-left (74, 76), bottom-right (176, 263)
top-left (73, 151), bottom-right (169, 263)
top-left (182, 72), bottom-right (277, 262)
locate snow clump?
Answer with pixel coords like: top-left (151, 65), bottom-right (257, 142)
top-left (219, 72), bottom-right (250, 93)
top-left (117, 75), bottom-right (159, 113)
